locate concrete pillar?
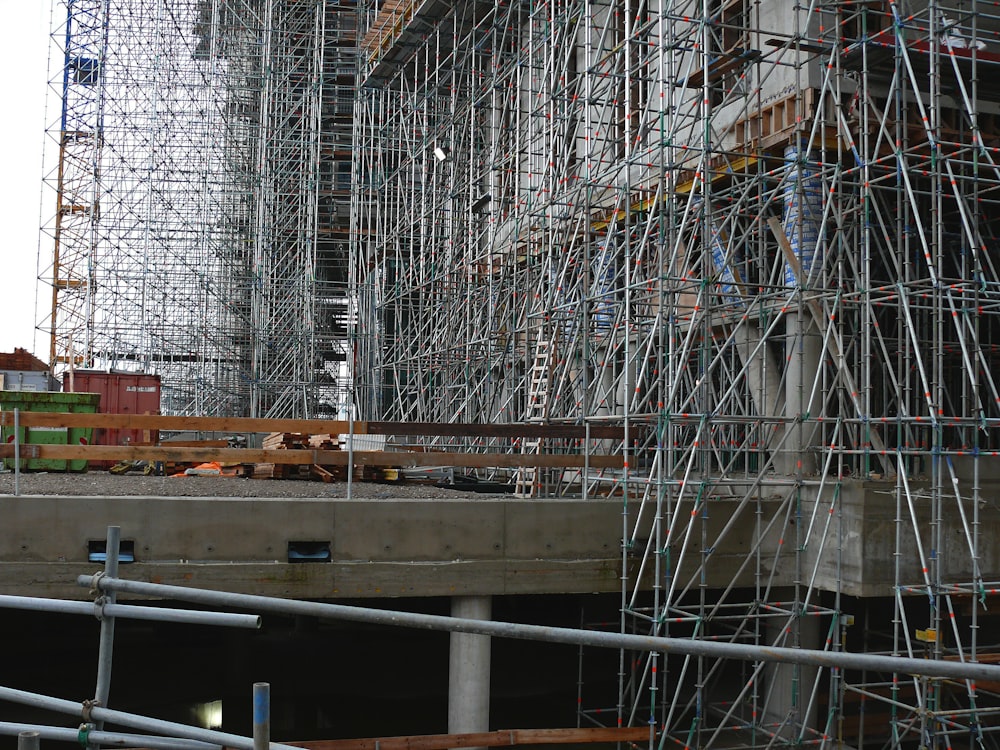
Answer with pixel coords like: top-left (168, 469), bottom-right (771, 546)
top-left (733, 319), bottom-right (788, 474)
top-left (764, 606), bottom-right (820, 736)
top-left (448, 596), bottom-right (492, 739)
top-left (592, 345), bottom-right (618, 454)
top-left (786, 314), bottom-right (822, 476)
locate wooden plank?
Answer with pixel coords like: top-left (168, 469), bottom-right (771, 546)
top-left (367, 421), bottom-right (626, 440)
top-left (159, 439), bottom-right (230, 448)
top-left (359, 0), bottom-right (410, 53)
top-left (680, 48), bottom-right (762, 88)
top-left (252, 463), bottom-right (288, 480)
top-left (0, 444), bottom-right (624, 469)
top-left (292, 727), bottom-right (652, 750)
top-left (0, 412), bottom-right (627, 440)
top-left (310, 464), bottom-right (338, 483)
top-left (262, 432), bottom-right (311, 450)
top-left (0, 445), bottom-right (325, 465)
top-left (0, 412), bottom-right (358, 434)
top-left (674, 155), bottom-right (760, 195)
top-left (308, 433), bottom-right (341, 449)
top-left (348, 451), bottom-right (623, 469)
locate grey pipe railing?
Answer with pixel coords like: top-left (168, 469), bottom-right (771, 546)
top-left (79, 573), bottom-right (1000, 683)
top-left (0, 685), bottom-right (299, 750)
top-left (0, 595), bottom-right (260, 629)
top-left (0, 722), bottom-right (220, 750)
top-left (92, 526), bottom-right (119, 734)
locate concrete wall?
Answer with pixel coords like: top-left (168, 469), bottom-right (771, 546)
top-left (626, 475), bottom-right (1000, 598)
top-left (0, 495), bottom-right (629, 600)
top-left (802, 476), bottom-right (1000, 597)
top-left (5, 475), bottom-right (1000, 602)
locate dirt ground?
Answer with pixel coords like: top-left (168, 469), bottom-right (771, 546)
top-left (0, 468), bottom-right (505, 499)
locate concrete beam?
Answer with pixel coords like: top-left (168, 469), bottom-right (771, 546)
top-left (0, 495), bottom-right (630, 600)
top-left (6, 475), bottom-right (1000, 601)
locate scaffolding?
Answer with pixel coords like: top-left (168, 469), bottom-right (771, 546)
top-left (30, 0), bottom-right (1000, 744)
top-left (40, 0), bottom-right (356, 417)
top-left (352, 0), bottom-right (1000, 748)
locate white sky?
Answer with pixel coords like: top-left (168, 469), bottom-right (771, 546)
top-left (1, 2), bottom-right (58, 359)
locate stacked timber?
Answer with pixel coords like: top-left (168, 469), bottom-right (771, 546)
top-left (255, 432), bottom-right (312, 480)
top-left (309, 433), bottom-right (384, 482)
top-left (306, 432), bottom-right (348, 481)
top-left (255, 431), bottom-right (367, 482)
top-left (262, 432), bottom-right (311, 450)
top-left (252, 462), bottom-right (290, 480)
top-left (307, 433), bottom-right (342, 450)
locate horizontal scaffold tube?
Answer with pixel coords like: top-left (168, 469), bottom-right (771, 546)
top-left (0, 721), bottom-right (221, 750)
top-left (0, 685), bottom-right (297, 750)
top-left (80, 575), bottom-right (1000, 683)
top-left (0, 594), bottom-right (261, 629)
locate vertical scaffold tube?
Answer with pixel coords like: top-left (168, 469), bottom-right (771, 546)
top-left (253, 682), bottom-right (269, 750)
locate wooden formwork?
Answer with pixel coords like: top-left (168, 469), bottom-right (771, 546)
top-left (735, 88), bottom-right (824, 153)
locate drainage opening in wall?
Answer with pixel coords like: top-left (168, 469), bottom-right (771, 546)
top-left (88, 539), bottom-right (136, 563)
top-left (287, 541), bottom-right (331, 563)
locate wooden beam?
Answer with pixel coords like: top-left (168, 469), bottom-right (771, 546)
top-left (674, 155), bottom-right (759, 195)
top-left (347, 451), bottom-right (623, 469)
top-left (0, 412), bottom-right (358, 434)
top-left (0, 444), bottom-right (624, 469)
top-left (680, 48), bottom-right (762, 88)
top-left (365, 421), bottom-right (626, 440)
top-left (0, 413), bottom-right (626, 440)
top-left (291, 727), bottom-right (652, 750)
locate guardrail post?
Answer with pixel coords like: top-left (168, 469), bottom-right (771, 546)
top-left (253, 682), bottom-right (270, 750)
top-left (93, 525), bottom-right (121, 729)
top-left (13, 408), bottom-right (20, 496)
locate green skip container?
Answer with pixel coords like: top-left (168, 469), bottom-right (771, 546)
top-left (1, 390), bottom-right (101, 472)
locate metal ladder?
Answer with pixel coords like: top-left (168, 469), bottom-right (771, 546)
top-left (514, 331), bottom-right (554, 497)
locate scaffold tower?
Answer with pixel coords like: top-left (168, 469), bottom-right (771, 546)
top-left (352, 0), bottom-right (1000, 747)
top-left (40, 0), bottom-right (356, 417)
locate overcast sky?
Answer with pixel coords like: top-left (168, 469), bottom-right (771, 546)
top-left (1, 2), bottom-right (59, 358)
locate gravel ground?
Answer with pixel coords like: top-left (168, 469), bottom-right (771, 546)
top-left (0, 469), bottom-right (506, 498)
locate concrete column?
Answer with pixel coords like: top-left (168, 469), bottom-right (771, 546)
top-left (786, 314), bottom-right (822, 476)
top-left (592, 346), bottom-right (618, 455)
top-left (764, 606), bottom-right (820, 736)
top-left (448, 596), bottom-right (492, 739)
top-left (733, 319), bottom-right (788, 474)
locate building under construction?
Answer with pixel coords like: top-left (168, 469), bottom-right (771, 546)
top-left (34, 0), bottom-right (1000, 748)
top-left (350, 0), bottom-right (1000, 745)
top-left (42, 0), bottom-right (356, 417)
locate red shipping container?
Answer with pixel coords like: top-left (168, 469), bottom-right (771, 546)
top-left (62, 371), bottom-right (162, 451)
